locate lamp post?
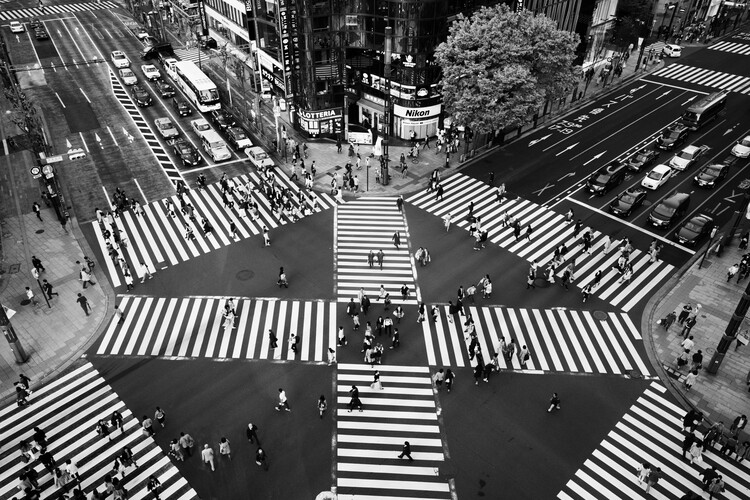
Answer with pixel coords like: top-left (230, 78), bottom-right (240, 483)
top-left (381, 26), bottom-right (392, 186)
top-left (699, 226), bottom-right (719, 269)
top-left (706, 274), bottom-right (750, 374)
top-left (724, 190), bottom-right (750, 246)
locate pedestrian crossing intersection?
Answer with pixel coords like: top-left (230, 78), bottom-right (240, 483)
top-left (92, 172), bottom-right (339, 288)
top-left (335, 197), bottom-right (420, 305)
top-left (709, 40), bottom-right (750, 55)
top-left (649, 64), bottom-right (750, 94)
top-left (95, 296), bottom-right (337, 361)
top-left (0, 1), bottom-right (120, 21)
top-left (0, 362), bottom-right (198, 500)
top-left (406, 174), bottom-right (674, 312)
top-left (335, 364), bottom-right (452, 499)
top-left (422, 304), bottom-right (652, 376)
top-left (558, 382), bottom-right (750, 499)
top-left (173, 48), bottom-right (203, 65)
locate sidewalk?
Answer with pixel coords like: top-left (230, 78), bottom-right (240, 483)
top-left (0, 93), bottom-right (110, 405)
top-left (646, 237), bottom-right (750, 428)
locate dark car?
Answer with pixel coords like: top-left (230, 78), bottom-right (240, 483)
top-left (198, 35), bottom-right (218, 49)
top-left (131, 85), bottom-right (152, 107)
top-left (173, 138), bottom-right (201, 166)
top-left (225, 127), bottom-right (252, 150)
top-left (172, 96), bottom-right (191, 116)
top-left (140, 42), bottom-right (174, 60)
top-left (609, 187), bottom-right (648, 217)
top-left (210, 109), bottom-right (236, 130)
top-left (693, 163), bottom-right (729, 188)
top-left (29, 18), bottom-right (42, 29)
top-left (156, 80), bottom-right (176, 98)
top-left (656, 123), bottom-right (689, 150)
top-left (626, 149), bottom-right (659, 172)
top-left (676, 214), bottom-right (714, 245)
top-left (586, 161), bottom-right (627, 195)
top-left (648, 192), bottom-right (690, 228)
top-left (34, 28), bottom-right (49, 40)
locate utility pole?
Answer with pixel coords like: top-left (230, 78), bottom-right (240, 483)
top-left (381, 26), bottom-right (392, 187)
top-left (1, 303), bottom-right (28, 363)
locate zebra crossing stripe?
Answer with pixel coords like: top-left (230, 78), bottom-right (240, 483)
top-left (651, 64), bottom-right (750, 94)
top-left (0, 1), bottom-right (119, 20)
top-left (709, 41), bottom-right (750, 55)
top-left (1, 362), bottom-right (198, 499)
top-left (559, 383), bottom-right (750, 500)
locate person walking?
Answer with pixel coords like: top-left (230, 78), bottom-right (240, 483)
top-left (110, 411), bottom-right (124, 434)
top-left (519, 345), bottom-right (530, 368)
top-left (398, 441), bottom-right (414, 461)
top-left (201, 444), bottom-right (215, 471)
top-left (636, 461), bottom-right (651, 484)
top-left (318, 395), bottom-right (327, 419)
top-left (275, 388), bottom-right (291, 412)
top-left (42, 279), bottom-right (59, 300)
top-left (444, 212), bottom-right (451, 232)
top-left (219, 437), bottom-right (231, 460)
top-left (396, 195), bottom-right (404, 212)
top-left (154, 407), bottom-right (166, 427)
top-left (141, 415), bottom-right (155, 436)
top-left (262, 226), bottom-right (270, 246)
top-left (146, 475), bottom-right (161, 500)
top-left (139, 262), bottom-right (153, 283)
top-left (547, 393), bottom-right (561, 413)
top-left (348, 385), bottom-right (363, 412)
top-left (390, 328), bottom-right (400, 349)
top-left (433, 368), bottom-right (445, 390)
top-left (96, 420), bottom-right (111, 441)
top-left (25, 287), bottom-right (39, 306)
top-left (684, 369), bottom-right (699, 391)
top-left (445, 369), bottom-right (456, 393)
top-left (255, 447), bottom-right (269, 471)
top-left (678, 303), bottom-right (693, 324)
top-left (76, 293), bottom-right (91, 316)
top-left (707, 475), bottom-right (725, 499)
top-left (368, 250), bottom-right (375, 268)
top-left (31, 255), bottom-right (45, 273)
top-left (327, 347), bottom-right (337, 365)
top-left (268, 329), bottom-right (278, 350)
top-left (179, 432), bottom-right (195, 457)
top-left (645, 467), bottom-right (662, 494)
top-left (392, 231), bottom-right (400, 250)
top-left (377, 249), bottom-right (384, 269)
top-left (730, 414), bottom-right (747, 434)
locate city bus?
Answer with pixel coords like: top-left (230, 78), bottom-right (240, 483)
top-left (681, 90), bottom-right (728, 130)
top-left (173, 61), bottom-right (220, 113)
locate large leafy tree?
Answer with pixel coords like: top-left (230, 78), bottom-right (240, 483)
top-left (434, 4), bottom-right (580, 134)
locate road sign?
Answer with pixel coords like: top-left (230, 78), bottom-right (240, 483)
top-left (29, 166), bottom-right (42, 179)
top-left (42, 165), bottom-right (54, 178)
top-left (45, 155), bottom-right (63, 163)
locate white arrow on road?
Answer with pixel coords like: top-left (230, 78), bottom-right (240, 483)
top-left (725, 190), bottom-right (743, 203)
top-left (557, 172), bottom-right (576, 182)
top-left (528, 134), bottom-right (552, 147)
top-left (555, 143), bottom-right (579, 157)
top-left (717, 206), bottom-right (730, 216)
top-left (66, 139), bottom-right (73, 149)
top-left (95, 133), bottom-right (103, 149)
top-left (583, 151), bottom-right (607, 166)
top-left (724, 122), bottom-right (739, 136)
top-left (629, 84), bottom-right (647, 94)
top-left (682, 96), bottom-right (696, 106)
top-left (656, 90), bottom-right (672, 100)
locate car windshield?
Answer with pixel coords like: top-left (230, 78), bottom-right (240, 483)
top-left (684, 222), bottom-right (702, 232)
top-left (195, 122), bottom-right (209, 131)
top-left (122, 70), bottom-right (132, 76)
top-left (654, 204), bottom-right (676, 217)
top-left (635, 153), bottom-right (650, 162)
top-left (677, 151), bottom-right (694, 160)
top-left (663, 130), bottom-right (679, 139)
top-left (200, 89), bottom-right (220, 102)
top-left (740, 138), bottom-right (750, 147)
top-left (233, 130), bottom-right (247, 139)
top-left (647, 171), bottom-right (663, 180)
top-left (159, 121), bottom-right (171, 129)
top-left (620, 193), bottom-right (637, 203)
top-left (705, 166), bottom-right (721, 175)
top-left (255, 151), bottom-right (268, 160)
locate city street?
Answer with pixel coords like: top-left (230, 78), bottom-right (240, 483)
top-left (1, 3), bottom-right (750, 500)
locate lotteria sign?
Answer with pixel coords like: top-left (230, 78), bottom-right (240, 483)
top-left (393, 103), bottom-right (441, 119)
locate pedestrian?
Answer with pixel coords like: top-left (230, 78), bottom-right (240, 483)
top-left (33, 202), bottom-right (42, 221)
top-left (96, 419), bottom-right (111, 441)
top-left (377, 249), bottom-right (384, 269)
top-left (123, 269), bottom-right (134, 292)
top-left (689, 440), bottom-right (703, 464)
top-left (368, 250), bottom-right (375, 268)
top-left (682, 316), bottom-right (697, 337)
top-left (25, 287), bottom-right (39, 306)
top-left (41, 279), bottom-right (58, 300)
top-left (139, 262), bottom-right (153, 283)
top-left (201, 444), bottom-right (215, 471)
top-left (398, 441), bottom-right (414, 461)
top-left (277, 267), bottom-right (288, 288)
top-left (581, 284), bottom-right (592, 302)
top-left (573, 219), bottom-right (582, 237)
top-left (390, 328), bottom-right (400, 349)
top-left (681, 335), bottom-right (695, 352)
top-left (691, 349), bottom-right (703, 371)
top-left (444, 212), bottom-right (451, 232)
top-left (678, 303), bottom-right (693, 324)
top-left (708, 475), bottom-right (725, 499)
top-left (371, 370), bottom-right (383, 390)
top-left (318, 395), bottom-right (327, 418)
top-left (636, 461), bottom-right (650, 484)
top-left (730, 414), bottom-right (747, 433)
top-left (445, 368), bottom-right (456, 392)
top-left (275, 388), bottom-right (291, 412)
top-left (121, 446), bottom-right (138, 468)
top-left (31, 255), bottom-right (45, 273)
top-left (338, 326), bottom-right (348, 346)
top-left (179, 432), bottom-right (195, 457)
top-left (141, 415), bottom-right (155, 436)
top-left (154, 407), bottom-right (166, 427)
top-left (219, 437), bottom-right (231, 460)
top-left (396, 195), bottom-right (404, 212)
top-left (255, 447), bottom-right (269, 471)
top-left (392, 231), bottom-right (400, 250)
top-left (525, 223), bottom-right (533, 241)
top-left (602, 235), bottom-right (611, 254)
top-left (645, 467), bottom-right (662, 494)
top-left (111, 410), bottom-right (124, 434)
top-left (728, 263), bottom-right (739, 282)
top-left (348, 385), bottom-right (363, 412)
top-left (526, 269), bottom-right (536, 289)
top-left (682, 431), bottom-right (697, 458)
top-left (262, 226), bottom-right (270, 246)
top-left (547, 392), bottom-right (561, 412)
top-left (433, 369), bottom-right (445, 390)
top-left (519, 345), bottom-right (530, 368)
top-left (146, 475), bottom-right (161, 500)
top-left (289, 333), bottom-right (300, 354)
top-left (327, 346), bottom-right (336, 365)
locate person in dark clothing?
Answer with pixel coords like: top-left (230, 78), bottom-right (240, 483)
top-left (398, 441), bottom-right (413, 461)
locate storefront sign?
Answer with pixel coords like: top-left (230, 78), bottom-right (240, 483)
top-left (260, 66), bottom-right (286, 94)
top-left (298, 108), bottom-right (341, 121)
top-left (393, 103), bottom-right (441, 119)
top-left (278, 0), bottom-right (300, 98)
top-left (348, 130), bottom-right (373, 145)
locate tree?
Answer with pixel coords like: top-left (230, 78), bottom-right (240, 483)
top-left (434, 4), bottom-right (580, 134)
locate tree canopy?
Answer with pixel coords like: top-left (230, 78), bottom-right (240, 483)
top-left (434, 4), bottom-right (580, 134)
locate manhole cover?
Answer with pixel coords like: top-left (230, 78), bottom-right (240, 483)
top-left (593, 310), bottom-right (608, 321)
top-left (35, 229), bottom-right (44, 234)
top-left (20, 299), bottom-right (30, 306)
top-left (628, 370), bottom-right (643, 379)
top-left (236, 270), bottom-right (254, 281)
top-left (533, 277), bottom-right (549, 288)
top-left (8, 263), bottom-right (20, 274)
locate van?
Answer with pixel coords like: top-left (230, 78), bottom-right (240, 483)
top-left (586, 161), bottom-right (627, 195)
top-left (648, 192), bottom-right (690, 228)
top-left (140, 42), bottom-right (174, 60)
top-left (681, 91), bottom-right (728, 130)
top-left (200, 131), bottom-right (231, 162)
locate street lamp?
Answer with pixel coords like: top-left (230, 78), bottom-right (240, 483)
top-left (699, 226), bottom-right (719, 269)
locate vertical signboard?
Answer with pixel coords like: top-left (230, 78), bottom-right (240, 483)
top-left (278, 0), bottom-right (300, 98)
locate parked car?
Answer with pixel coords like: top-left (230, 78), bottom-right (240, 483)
top-left (676, 214), bottom-right (714, 245)
top-left (119, 68), bottom-right (137, 85)
top-left (586, 161), bottom-right (627, 195)
top-left (648, 192), bottom-right (690, 228)
top-left (111, 50), bottom-right (130, 68)
top-left (210, 109), bottom-right (236, 130)
top-left (172, 96), bottom-right (191, 116)
top-left (225, 127), bottom-right (252, 150)
top-left (141, 64), bottom-right (161, 81)
top-left (693, 163), bottom-right (729, 188)
top-left (9, 21), bottom-right (25, 33)
top-left (656, 123), bottom-right (689, 150)
top-left (609, 187), bottom-right (648, 217)
top-left (662, 44), bottom-right (682, 57)
top-left (668, 144), bottom-right (709, 171)
top-left (156, 80), bottom-right (175, 98)
top-left (732, 135), bottom-right (750, 158)
top-left (172, 138), bottom-right (201, 166)
top-left (131, 85), bottom-right (152, 107)
top-left (641, 164), bottom-right (673, 190)
top-left (626, 149), bottom-right (659, 172)
top-left (154, 117), bottom-right (179, 141)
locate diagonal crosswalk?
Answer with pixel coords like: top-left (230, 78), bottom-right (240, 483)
top-left (559, 382), bottom-right (750, 499)
top-left (421, 305), bottom-right (652, 376)
top-left (0, 1), bottom-right (120, 20)
top-left (335, 364), bottom-right (452, 499)
top-left (335, 197), bottom-right (420, 305)
top-left (95, 296), bottom-right (337, 361)
top-left (0, 362), bottom-right (198, 500)
top-left (406, 174), bottom-right (674, 312)
top-left (709, 41), bottom-right (750, 55)
top-left (173, 48), bottom-right (204, 65)
top-left (92, 172), bottom-right (339, 287)
top-left (649, 64), bottom-right (750, 94)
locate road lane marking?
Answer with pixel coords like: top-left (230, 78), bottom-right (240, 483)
top-left (641, 78), bottom-right (711, 94)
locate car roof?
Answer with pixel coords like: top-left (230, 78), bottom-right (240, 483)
top-left (681, 145), bottom-right (700, 153)
top-left (192, 118), bottom-right (209, 124)
top-left (10, 21), bottom-right (22, 25)
top-left (652, 164), bottom-right (671, 173)
top-left (112, 50), bottom-right (126, 56)
top-left (666, 44), bottom-right (681, 49)
top-left (155, 117), bottom-right (171, 123)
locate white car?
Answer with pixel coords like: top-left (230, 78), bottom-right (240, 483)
top-left (662, 44), bottom-right (682, 57)
top-left (111, 50), bottom-right (130, 68)
top-left (9, 21), bottom-right (25, 33)
top-left (118, 68), bottom-right (137, 85)
top-left (669, 145), bottom-right (708, 171)
top-left (641, 164), bottom-right (673, 190)
top-left (190, 118), bottom-right (211, 136)
top-left (141, 64), bottom-right (161, 81)
top-left (246, 146), bottom-right (275, 169)
top-left (732, 136), bottom-right (750, 158)
top-left (154, 117), bottom-right (179, 140)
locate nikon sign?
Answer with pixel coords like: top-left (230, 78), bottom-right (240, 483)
top-left (393, 103), bottom-right (441, 119)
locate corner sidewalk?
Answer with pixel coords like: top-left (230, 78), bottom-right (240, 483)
top-left (0, 92), bottom-right (111, 405)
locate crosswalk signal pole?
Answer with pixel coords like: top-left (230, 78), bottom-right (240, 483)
top-left (707, 275), bottom-right (750, 374)
top-left (1, 303), bottom-right (28, 363)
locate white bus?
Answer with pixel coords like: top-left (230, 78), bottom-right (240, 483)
top-left (172, 61), bottom-right (220, 113)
